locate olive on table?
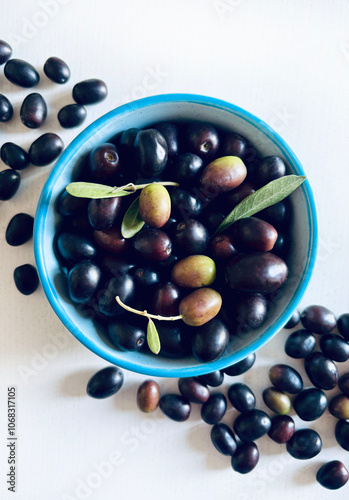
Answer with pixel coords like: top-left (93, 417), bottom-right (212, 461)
top-left (316, 461), bottom-right (349, 490)
top-left (108, 317), bottom-right (145, 352)
top-left (230, 217), bottom-right (278, 252)
top-left (88, 197), bottom-right (122, 230)
top-left (56, 232), bottom-right (97, 263)
top-left (178, 377), bottom-right (210, 403)
top-left (319, 333), bottom-right (349, 362)
top-left (300, 305), bottom-right (336, 334)
top-left (134, 129), bottom-right (168, 178)
top-left (254, 155), bottom-right (286, 186)
top-left (338, 373), bottom-right (349, 396)
top-left (132, 229), bottom-right (172, 262)
top-left (185, 121), bottom-right (219, 160)
top-left (268, 364), bottom-right (303, 394)
top-left (198, 370), bottom-right (224, 387)
top-left (174, 153), bottom-right (204, 185)
top-left (335, 419), bottom-right (349, 451)
top-left (86, 366), bottom-right (124, 399)
top-left (1, 143), bottom-right (30, 170)
top-left (293, 388), bottom-right (327, 421)
top-left (29, 133), bottom-right (64, 166)
top-left (267, 415), bottom-right (295, 443)
top-left (58, 104), bottom-right (87, 128)
top-left (159, 394), bottom-right (191, 422)
top-left (153, 122), bottom-right (179, 158)
top-left (201, 393), bottom-right (227, 424)
top-left (172, 255), bottom-right (216, 288)
top-left (224, 353), bottom-right (256, 376)
top-left (0, 40), bottom-right (12, 65)
top-left (337, 313), bottom-right (349, 341)
top-left (233, 409), bottom-right (271, 441)
top-left (0, 94), bottom-right (13, 122)
top-left (262, 387), bottom-right (291, 415)
top-left (304, 352), bottom-right (338, 390)
top-left (200, 156), bottom-right (247, 195)
top-left (139, 184), bottom-right (171, 228)
top-left (4, 59), bottom-right (40, 87)
top-left (284, 309), bottom-right (301, 329)
top-left (89, 143), bottom-right (121, 180)
top-left (284, 329), bottom-right (316, 358)
top-left (329, 394), bottom-right (349, 419)
top-left (231, 442), bottom-right (259, 474)
top-left (137, 380), bottom-right (160, 413)
top-left (191, 316), bottom-right (228, 360)
top-left (6, 213), bottom-right (34, 246)
top-left (286, 429), bottom-right (322, 459)
top-left (20, 93), bottom-right (47, 128)
top-left (227, 383), bottom-right (255, 413)
top-left (0, 170), bottom-right (20, 201)
top-left (13, 264), bottom-right (39, 295)
top-left (93, 227), bottom-right (128, 255)
top-left (210, 423), bottom-right (237, 456)
top-left (68, 260), bottom-right (101, 304)
top-left (173, 219), bottom-right (209, 256)
top-left (44, 56), bottom-right (70, 84)
top-left (72, 78), bottom-right (107, 105)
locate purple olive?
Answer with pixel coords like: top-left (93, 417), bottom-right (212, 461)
top-left (316, 461), bottom-right (349, 490)
top-left (86, 366), bottom-right (124, 399)
top-left (44, 56), bottom-right (70, 84)
top-left (268, 415), bottom-right (295, 443)
top-left (72, 79), bottom-right (107, 105)
top-left (159, 394), bottom-right (191, 422)
top-left (231, 442), bottom-right (259, 474)
top-left (211, 423), bottom-right (237, 456)
top-left (301, 305), bottom-right (336, 334)
top-left (20, 93), bottom-right (47, 128)
top-left (4, 59), bottom-right (40, 87)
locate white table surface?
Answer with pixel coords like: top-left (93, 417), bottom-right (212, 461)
top-left (1, 1), bottom-right (349, 499)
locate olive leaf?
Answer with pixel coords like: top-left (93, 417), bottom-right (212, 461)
top-left (147, 318), bottom-right (161, 355)
top-left (121, 195), bottom-right (145, 239)
top-left (215, 174), bottom-right (306, 234)
top-left (66, 182), bottom-right (131, 199)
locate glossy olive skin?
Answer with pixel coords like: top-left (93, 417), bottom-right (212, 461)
top-left (304, 352), bottom-right (338, 390)
top-left (88, 197), bottom-right (122, 230)
top-left (4, 59), bottom-right (40, 87)
top-left (57, 232), bottom-right (97, 262)
top-left (134, 129), bottom-right (168, 178)
top-left (268, 415), bottom-right (295, 443)
top-left (68, 260), bottom-right (101, 304)
top-left (132, 229), bottom-right (172, 262)
top-left (203, 210), bottom-right (225, 233)
top-left (139, 184), bottom-right (171, 228)
top-left (254, 156), bottom-right (286, 186)
top-left (20, 93), bottom-right (47, 128)
top-left (316, 461), bottom-right (349, 490)
top-left (152, 282), bottom-right (181, 316)
top-left (301, 305), bottom-right (336, 334)
top-left (231, 442), bottom-right (259, 474)
top-left (225, 252), bottom-right (288, 294)
top-left (14, 264), bottom-right (39, 295)
top-left (29, 133), bottom-right (64, 166)
top-left (57, 191), bottom-right (88, 218)
top-left (339, 373), bottom-right (349, 396)
top-left (153, 122), bottom-right (178, 158)
top-left (100, 255), bottom-right (135, 278)
top-left (198, 370), bottom-right (224, 387)
top-left (232, 293), bottom-right (268, 332)
top-left (191, 317), bottom-right (228, 361)
top-left (0, 40), bottom-right (12, 65)
top-left (72, 78), bottom-right (107, 104)
top-left (337, 313), bottom-right (349, 341)
top-left (178, 377), bottom-right (210, 403)
top-left (228, 383), bottom-right (255, 413)
top-left (230, 217), bottom-right (278, 252)
top-left (220, 132), bottom-right (248, 159)
top-left (86, 366), bottom-right (124, 399)
top-left (159, 394), bottom-right (191, 422)
top-left (93, 227), bottom-right (127, 255)
top-left (224, 181), bottom-right (255, 208)
top-left (43, 56), bottom-right (70, 84)
top-left (224, 353), bottom-right (256, 376)
top-left (89, 143), bottom-right (121, 180)
top-left (0, 170), bottom-right (20, 200)
top-left (293, 388), bottom-right (327, 421)
top-left (6, 213), bottom-right (34, 246)
top-left (156, 323), bottom-right (191, 358)
top-left (175, 153), bottom-right (204, 185)
top-left (329, 394), bottom-right (349, 419)
top-left (200, 156), bottom-right (247, 195)
top-left (0, 94), bottom-right (13, 121)
top-left (284, 329), bottom-right (316, 358)
top-left (185, 122), bottom-right (219, 160)
top-left (262, 387), bottom-right (291, 415)
top-left (320, 333), bottom-right (349, 362)
top-left (173, 220), bottom-right (209, 255)
top-left (170, 187), bottom-right (203, 219)
top-left (286, 429), bottom-right (322, 459)
top-left (119, 127), bottom-right (139, 158)
top-left (108, 317), bottom-right (145, 351)
top-left (137, 380), bottom-right (160, 413)
top-left (172, 255), bottom-right (216, 288)
top-left (210, 234), bottom-right (237, 261)
top-left (211, 423), bottom-right (237, 456)
top-left (181, 289), bottom-right (222, 328)
top-left (58, 104), bottom-right (87, 128)
top-left (233, 409), bottom-right (271, 441)
top-left (98, 274), bottom-right (135, 316)
top-left (268, 364), bottom-right (303, 394)
top-left (132, 265), bottom-right (160, 290)
top-left (201, 393), bottom-right (227, 424)
top-left (258, 200), bottom-right (290, 229)
top-left (335, 419), bottom-right (349, 451)
top-left (1, 142), bottom-right (30, 170)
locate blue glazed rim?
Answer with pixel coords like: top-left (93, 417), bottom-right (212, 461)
top-left (34, 93), bottom-right (318, 377)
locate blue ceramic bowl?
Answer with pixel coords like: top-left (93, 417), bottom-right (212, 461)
top-left (34, 94), bottom-right (318, 377)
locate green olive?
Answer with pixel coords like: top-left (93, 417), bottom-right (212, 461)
top-left (262, 387), bottom-right (291, 415)
top-left (139, 183), bottom-right (171, 228)
top-left (171, 255), bottom-right (216, 288)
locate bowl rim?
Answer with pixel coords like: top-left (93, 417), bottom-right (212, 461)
top-left (34, 93), bottom-right (318, 377)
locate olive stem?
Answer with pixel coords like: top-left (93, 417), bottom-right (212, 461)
top-left (115, 296), bottom-right (183, 321)
top-left (111, 181), bottom-right (179, 194)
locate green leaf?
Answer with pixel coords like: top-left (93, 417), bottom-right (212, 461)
top-left (66, 182), bottom-right (130, 199)
top-left (147, 318), bottom-right (161, 355)
top-left (215, 174), bottom-right (306, 234)
top-left (121, 195), bottom-right (145, 238)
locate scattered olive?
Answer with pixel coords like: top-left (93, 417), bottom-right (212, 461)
top-left (20, 93), bottom-right (47, 128)
top-left (316, 461), bottom-right (349, 490)
top-left (0, 170), bottom-right (20, 201)
top-left (198, 370), bottom-right (224, 387)
top-left (210, 423), bottom-right (237, 456)
top-left (335, 419), bottom-right (349, 451)
top-left (293, 388), bottom-right (327, 421)
top-left (13, 264), bottom-right (39, 295)
top-left (224, 353), bottom-right (256, 376)
top-left (86, 366), bottom-right (124, 399)
top-left (300, 305), bottom-right (336, 334)
top-left (159, 394), bottom-right (191, 422)
top-left (338, 373), bottom-right (349, 396)
top-left (4, 59), bottom-right (40, 87)
top-left (268, 364), bottom-right (303, 394)
top-left (329, 394), bottom-right (349, 419)
top-left (29, 133), bottom-right (64, 166)
top-left (1, 143), bottom-right (30, 170)
top-left (337, 313), bottom-right (349, 341)
top-left (43, 56), bottom-right (70, 84)
top-left (320, 333), bottom-right (349, 362)
top-left (262, 387), bottom-right (291, 415)
top-left (227, 383), bottom-right (255, 413)
top-left (267, 415), bottom-right (295, 443)
top-left (231, 442), bottom-right (259, 474)
top-left (286, 429), bottom-right (322, 459)
top-left (284, 329), bottom-right (316, 358)
top-left (72, 78), bottom-right (108, 105)
top-left (304, 352), bottom-right (338, 390)
top-left (201, 393), bottom-right (227, 424)
top-left (284, 309), bottom-right (301, 329)
top-left (58, 104), bottom-right (87, 128)
top-left (0, 40), bottom-right (12, 65)
top-left (137, 380), bottom-right (160, 413)
top-left (0, 94), bottom-right (13, 122)
top-left (178, 377), bottom-right (210, 403)
top-left (6, 213), bottom-right (34, 246)
top-left (233, 409), bottom-right (271, 441)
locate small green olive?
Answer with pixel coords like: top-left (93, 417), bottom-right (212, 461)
top-left (262, 387), bottom-right (291, 415)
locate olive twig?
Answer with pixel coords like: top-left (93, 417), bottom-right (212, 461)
top-left (115, 296), bottom-right (183, 321)
top-left (112, 181), bottom-right (179, 194)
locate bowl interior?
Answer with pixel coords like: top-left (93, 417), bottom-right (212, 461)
top-left (34, 94), bottom-right (317, 377)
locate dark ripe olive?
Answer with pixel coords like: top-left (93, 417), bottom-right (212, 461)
top-left (262, 387), bottom-right (291, 415)
top-left (134, 129), bottom-right (168, 178)
top-left (225, 252), bottom-right (288, 294)
top-left (159, 394), bottom-right (191, 422)
top-left (272, 232), bottom-right (290, 259)
top-left (152, 282), bottom-right (181, 316)
top-left (139, 184), bottom-right (171, 228)
top-left (6, 213), bottom-right (34, 246)
top-left (156, 255), bottom-right (179, 280)
top-left (320, 333), bottom-right (349, 362)
top-left (293, 388), bottom-right (327, 421)
top-left (178, 377), bottom-right (210, 403)
top-left (329, 394), bottom-right (349, 419)
top-left (198, 370), bottom-right (224, 387)
top-left (153, 122), bottom-right (179, 158)
top-left (88, 197), bottom-right (122, 230)
top-left (132, 265), bottom-right (160, 290)
top-left (258, 200), bottom-right (290, 229)
top-left (173, 219), bottom-right (209, 255)
top-left (210, 234), bottom-right (238, 261)
top-left (335, 419), bottom-right (349, 451)
top-left (72, 78), bottom-right (107, 104)
top-left (86, 366), bottom-right (124, 399)
top-left (0, 40), bottom-right (12, 65)
top-left (43, 56), bottom-right (70, 84)
top-left (0, 94), bottom-right (13, 122)
top-left (156, 323), bottom-right (191, 358)
top-left (301, 305), bottom-right (336, 334)
top-left (202, 210), bottom-right (225, 233)
top-left (13, 264), bottom-right (39, 295)
top-left (58, 104), bottom-right (87, 128)
top-left (57, 232), bottom-right (97, 262)
top-left (29, 133), bottom-right (64, 166)
top-left (100, 255), bottom-right (135, 278)
top-left (232, 293), bottom-right (268, 331)
top-left (185, 122), bottom-right (219, 160)
top-left (191, 317), bottom-right (229, 362)
top-left (201, 393), bottom-right (227, 424)
top-left (233, 409), bottom-right (271, 441)
top-left (56, 190), bottom-right (88, 217)
top-left (108, 317), bottom-right (145, 351)
top-left (0, 170), bottom-right (20, 200)
top-left (132, 229), bottom-right (172, 262)
top-left (20, 93), bottom-right (47, 128)
top-left (200, 156), bottom-right (247, 195)
top-left (224, 181), bottom-right (255, 208)
top-left (268, 364), bottom-right (303, 394)
top-left (1, 143), bottom-right (30, 171)
top-left (286, 429), bottom-right (322, 459)
top-left (268, 415), bottom-right (295, 443)
top-left (254, 156), bottom-right (286, 186)
top-left (339, 373), bottom-right (349, 396)
top-left (93, 227), bottom-right (127, 255)
top-left (304, 352), bottom-right (338, 390)
top-left (68, 260), bottom-right (101, 304)
top-left (4, 59), bottom-right (40, 87)
top-left (316, 460), bottom-right (349, 490)
top-left (284, 329), bottom-right (316, 358)
top-left (231, 442), bottom-right (259, 474)
top-left (174, 153), bottom-right (204, 186)
top-left (98, 274), bottom-right (135, 317)
top-left (211, 423), bottom-right (237, 456)
top-left (230, 217), bottom-right (278, 252)
top-left (137, 380), bottom-right (161, 413)
top-left (224, 353), bottom-right (256, 376)
top-left (172, 255), bottom-right (216, 288)
top-left (284, 309), bottom-right (301, 329)
top-left (220, 132), bottom-right (249, 159)
top-left (227, 383), bottom-right (255, 413)
top-left (170, 188), bottom-right (203, 219)
top-left (89, 143), bottom-right (121, 180)
top-left (119, 127), bottom-right (139, 153)
top-left (338, 313), bottom-right (349, 341)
